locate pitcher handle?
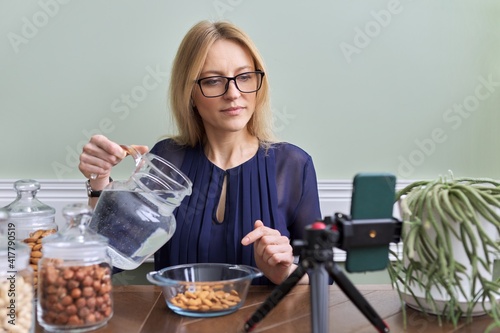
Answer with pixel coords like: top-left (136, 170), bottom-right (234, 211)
top-left (120, 145), bottom-right (142, 166)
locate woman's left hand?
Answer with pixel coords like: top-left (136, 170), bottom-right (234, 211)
top-left (241, 220), bottom-right (295, 284)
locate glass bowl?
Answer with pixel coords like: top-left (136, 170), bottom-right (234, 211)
top-left (147, 263), bottom-right (262, 317)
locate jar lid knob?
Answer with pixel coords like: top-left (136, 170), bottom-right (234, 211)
top-left (14, 179), bottom-right (40, 197)
top-left (62, 203), bottom-right (93, 230)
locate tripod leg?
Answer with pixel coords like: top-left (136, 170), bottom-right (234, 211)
top-left (310, 262), bottom-right (329, 333)
top-left (325, 261), bottom-right (390, 333)
top-left (243, 263), bottom-right (307, 332)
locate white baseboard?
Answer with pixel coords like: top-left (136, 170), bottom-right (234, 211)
top-left (0, 178), bottom-right (411, 261)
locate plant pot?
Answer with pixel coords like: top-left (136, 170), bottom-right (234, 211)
top-left (388, 175), bottom-right (500, 328)
top-left (399, 211), bottom-right (500, 316)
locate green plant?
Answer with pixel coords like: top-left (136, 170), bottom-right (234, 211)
top-left (388, 172), bottom-right (500, 331)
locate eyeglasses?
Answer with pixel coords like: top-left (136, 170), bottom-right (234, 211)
top-left (196, 71), bottom-right (265, 98)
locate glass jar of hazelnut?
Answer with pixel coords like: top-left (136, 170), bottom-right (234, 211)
top-left (3, 179), bottom-right (57, 295)
top-left (37, 204), bottom-right (113, 332)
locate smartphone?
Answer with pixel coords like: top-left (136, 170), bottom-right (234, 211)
top-left (345, 173), bottom-right (396, 273)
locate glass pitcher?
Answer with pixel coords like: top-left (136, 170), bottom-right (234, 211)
top-left (88, 146), bottom-right (192, 270)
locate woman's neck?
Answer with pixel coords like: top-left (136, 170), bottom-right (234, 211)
top-left (204, 131), bottom-right (259, 170)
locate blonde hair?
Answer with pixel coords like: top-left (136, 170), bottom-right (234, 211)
top-left (169, 20), bottom-right (275, 147)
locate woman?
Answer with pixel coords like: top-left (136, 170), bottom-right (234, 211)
top-left (79, 20), bottom-right (322, 285)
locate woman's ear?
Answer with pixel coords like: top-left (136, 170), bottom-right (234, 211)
top-left (189, 91), bottom-right (195, 105)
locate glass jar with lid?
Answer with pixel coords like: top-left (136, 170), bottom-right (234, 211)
top-left (3, 179), bottom-right (58, 293)
top-left (37, 203), bottom-right (113, 332)
top-left (0, 208), bottom-right (35, 333)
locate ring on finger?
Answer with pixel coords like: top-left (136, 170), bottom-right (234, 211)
top-left (90, 173), bottom-right (98, 180)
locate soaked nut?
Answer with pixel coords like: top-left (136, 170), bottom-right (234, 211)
top-left (170, 285), bottom-right (242, 312)
top-left (67, 280), bottom-right (80, 290)
top-left (23, 228), bottom-right (57, 293)
top-left (82, 286), bottom-right (95, 297)
top-left (39, 261), bottom-right (112, 328)
top-left (63, 269), bottom-right (75, 280)
top-left (32, 230), bottom-right (44, 240)
top-left (61, 295), bottom-right (73, 306)
top-left (75, 297), bottom-right (86, 309)
top-left (82, 275), bottom-right (93, 287)
top-left (67, 315), bottom-right (80, 325)
top-left (66, 304), bottom-right (77, 316)
top-left (71, 288), bottom-right (82, 299)
top-left (0, 274), bottom-right (34, 332)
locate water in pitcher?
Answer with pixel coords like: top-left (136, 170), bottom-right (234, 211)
top-left (89, 189), bottom-right (178, 270)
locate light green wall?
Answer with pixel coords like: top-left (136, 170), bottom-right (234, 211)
top-left (2, 0), bottom-right (499, 181)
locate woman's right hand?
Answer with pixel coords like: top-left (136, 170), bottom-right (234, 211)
top-left (79, 135), bottom-right (149, 190)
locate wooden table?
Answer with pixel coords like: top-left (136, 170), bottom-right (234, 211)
top-left (35, 284), bottom-right (500, 332)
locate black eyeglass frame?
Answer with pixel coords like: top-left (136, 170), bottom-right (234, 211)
top-left (196, 70), bottom-right (265, 98)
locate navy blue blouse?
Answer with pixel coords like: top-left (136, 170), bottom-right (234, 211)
top-left (151, 139), bottom-right (322, 284)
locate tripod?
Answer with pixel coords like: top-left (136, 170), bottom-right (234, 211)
top-left (243, 214), bottom-right (400, 333)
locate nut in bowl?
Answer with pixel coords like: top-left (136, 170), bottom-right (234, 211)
top-left (147, 263), bottom-right (262, 317)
